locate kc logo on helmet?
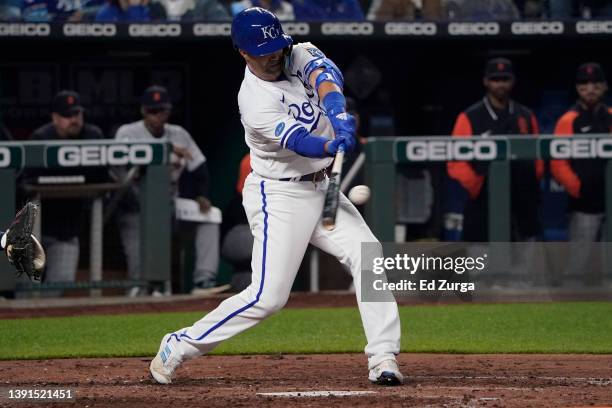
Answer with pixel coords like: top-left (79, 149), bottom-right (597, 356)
top-left (261, 25), bottom-right (280, 39)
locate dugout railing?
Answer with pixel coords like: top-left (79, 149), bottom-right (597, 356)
top-left (0, 140), bottom-right (171, 295)
top-left (364, 134), bottom-right (612, 242)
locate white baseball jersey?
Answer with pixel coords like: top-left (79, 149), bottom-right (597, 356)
top-left (160, 42), bottom-right (401, 374)
top-left (238, 42), bottom-right (334, 179)
top-left (115, 120), bottom-right (206, 182)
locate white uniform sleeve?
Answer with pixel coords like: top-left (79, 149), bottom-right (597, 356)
top-left (172, 127), bottom-right (206, 172)
top-left (114, 122), bottom-right (150, 142)
top-left (240, 92), bottom-right (312, 149)
top-left (114, 124), bottom-right (131, 141)
top-left (288, 42), bottom-right (327, 89)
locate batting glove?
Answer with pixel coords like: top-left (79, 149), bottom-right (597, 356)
top-left (329, 112), bottom-right (356, 139)
top-left (326, 132), bottom-right (356, 156)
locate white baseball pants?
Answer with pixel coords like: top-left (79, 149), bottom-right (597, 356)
top-left (171, 173), bottom-right (401, 369)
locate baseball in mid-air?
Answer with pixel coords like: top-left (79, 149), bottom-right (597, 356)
top-left (348, 185), bottom-right (371, 205)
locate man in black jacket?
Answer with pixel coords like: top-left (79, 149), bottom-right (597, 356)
top-left (29, 90), bottom-right (105, 290)
top-left (447, 58), bottom-right (543, 242)
top-left (551, 62), bottom-right (611, 285)
top-left (551, 63), bottom-right (611, 227)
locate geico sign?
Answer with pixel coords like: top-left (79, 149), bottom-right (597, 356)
top-left (406, 140), bottom-right (498, 161)
top-left (511, 21), bottom-right (564, 35)
top-left (0, 147), bottom-right (10, 167)
top-left (576, 21), bottom-right (612, 34)
top-left (448, 22), bottom-right (499, 36)
top-left (193, 23), bottom-right (231, 36)
top-left (57, 145), bottom-right (154, 166)
top-left (0, 23), bottom-right (50, 36)
top-left (385, 22), bottom-right (436, 36)
top-left (129, 24), bottom-right (181, 37)
top-left (321, 22), bottom-right (373, 35)
top-left (63, 23), bottom-right (116, 37)
top-left (281, 22), bottom-right (310, 36)
top-left (550, 139), bottom-right (612, 159)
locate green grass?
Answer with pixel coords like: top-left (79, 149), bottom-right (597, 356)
top-left (0, 302), bottom-right (611, 360)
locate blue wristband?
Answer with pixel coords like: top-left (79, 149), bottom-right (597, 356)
top-left (322, 91), bottom-right (346, 117)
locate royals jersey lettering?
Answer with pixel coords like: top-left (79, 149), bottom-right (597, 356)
top-left (238, 43), bottom-right (334, 179)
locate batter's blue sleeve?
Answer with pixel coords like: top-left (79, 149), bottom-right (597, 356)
top-left (322, 91), bottom-right (347, 117)
top-left (285, 127), bottom-right (329, 158)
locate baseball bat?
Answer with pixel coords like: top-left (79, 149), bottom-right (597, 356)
top-left (340, 151), bottom-right (365, 193)
top-left (322, 145), bottom-right (345, 231)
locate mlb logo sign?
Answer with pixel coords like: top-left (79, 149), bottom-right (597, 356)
top-left (261, 24), bottom-right (280, 39)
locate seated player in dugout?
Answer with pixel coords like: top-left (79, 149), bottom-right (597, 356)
top-left (447, 58), bottom-right (544, 242)
top-left (114, 85), bottom-right (220, 296)
top-left (551, 63), bottom-right (611, 244)
top-left (25, 90), bottom-right (105, 294)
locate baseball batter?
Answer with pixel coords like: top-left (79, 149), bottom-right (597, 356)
top-left (150, 7), bottom-right (403, 385)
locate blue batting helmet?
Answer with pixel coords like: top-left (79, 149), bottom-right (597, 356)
top-left (231, 7), bottom-right (293, 57)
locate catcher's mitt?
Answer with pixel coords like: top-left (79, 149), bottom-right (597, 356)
top-left (0, 202), bottom-right (46, 281)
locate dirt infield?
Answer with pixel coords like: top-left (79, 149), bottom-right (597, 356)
top-left (0, 354), bottom-right (611, 407)
top-left (1, 293), bottom-right (611, 407)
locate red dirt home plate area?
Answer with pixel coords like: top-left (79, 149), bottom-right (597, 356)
top-left (0, 354), bottom-right (611, 408)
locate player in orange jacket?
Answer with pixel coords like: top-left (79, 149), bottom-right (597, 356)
top-left (447, 58), bottom-right (543, 242)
